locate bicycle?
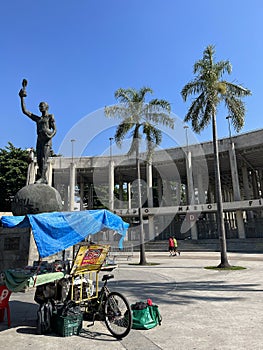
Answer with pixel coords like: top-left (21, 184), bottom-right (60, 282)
top-left (81, 273), bottom-right (132, 339)
top-left (67, 244), bottom-right (132, 339)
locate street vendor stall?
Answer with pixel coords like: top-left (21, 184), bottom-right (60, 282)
top-left (1, 209), bottom-right (129, 258)
top-left (0, 210), bottom-right (132, 338)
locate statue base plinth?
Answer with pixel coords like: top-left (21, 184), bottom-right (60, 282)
top-left (12, 184), bottom-right (63, 216)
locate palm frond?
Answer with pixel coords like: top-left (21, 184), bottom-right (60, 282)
top-left (114, 88), bottom-right (136, 104)
top-left (225, 81), bottom-right (252, 97)
top-left (203, 45), bottom-right (215, 63)
top-left (115, 122), bottom-right (135, 145)
top-left (224, 95), bottom-right (246, 132)
top-left (182, 44), bottom-right (251, 134)
top-left (106, 86), bottom-right (173, 160)
top-left (181, 80), bottom-right (204, 101)
top-left (146, 113), bottom-right (174, 129)
top-left (184, 93), bottom-right (209, 133)
top-left (199, 101), bottom-right (215, 130)
top-left (142, 124), bottom-right (161, 161)
top-left (214, 61), bottom-right (232, 78)
top-left (193, 45), bottom-right (215, 74)
top-left (105, 105), bottom-right (130, 119)
top-left (144, 100), bottom-right (174, 129)
top-left (143, 123), bottom-right (162, 145)
top-left (137, 87), bottom-right (153, 101)
top-left (148, 98), bottom-right (171, 112)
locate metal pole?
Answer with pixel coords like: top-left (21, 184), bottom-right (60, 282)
top-left (109, 137), bottom-right (113, 159)
top-left (71, 139), bottom-right (76, 163)
top-left (109, 137), bottom-right (114, 211)
top-left (226, 116), bottom-right (232, 141)
top-left (184, 125), bottom-right (189, 150)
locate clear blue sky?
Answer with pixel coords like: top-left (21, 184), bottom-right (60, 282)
top-left (1, 0), bottom-right (262, 157)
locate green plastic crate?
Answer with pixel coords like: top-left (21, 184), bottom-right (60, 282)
top-left (52, 313), bottom-right (83, 337)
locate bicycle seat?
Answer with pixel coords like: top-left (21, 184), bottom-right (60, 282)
top-left (102, 274), bottom-right (114, 281)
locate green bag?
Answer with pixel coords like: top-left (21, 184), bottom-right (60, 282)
top-left (131, 302), bottom-right (162, 330)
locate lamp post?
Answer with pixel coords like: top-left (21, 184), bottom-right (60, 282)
top-left (109, 137), bottom-right (114, 211)
top-left (226, 116), bottom-right (232, 141)
top-left (183, 125), bottom-right (189, 150)
top-left (71, 139), bottom-right (76, 163)
top-left (183, 125), bottom-right (197, 238)
top-left (69, 139), bottom-right (76, 212)
top-left (109, 137), bottom-right (114, 160)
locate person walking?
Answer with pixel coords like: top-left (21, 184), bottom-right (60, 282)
top-left (168, 237), bottom-right (175, 256)
top-left (173, 236), bottom-right (180, 256)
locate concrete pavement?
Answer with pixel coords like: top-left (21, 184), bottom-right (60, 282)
top-left (0, 251), bottom-right (263, 350)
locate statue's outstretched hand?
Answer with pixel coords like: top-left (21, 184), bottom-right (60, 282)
top-left (19, 88), bottom-right (27, 98)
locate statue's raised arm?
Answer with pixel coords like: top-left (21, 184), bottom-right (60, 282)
top-left (18, 79), bottom-right (56, 184)
top-left (19, 79), bottom-right (38, 121)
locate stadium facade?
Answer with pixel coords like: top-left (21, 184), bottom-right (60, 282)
top-left (28, 129), bottom-right (263, 243)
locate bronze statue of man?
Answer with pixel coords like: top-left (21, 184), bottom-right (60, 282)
top-left (19, 79), bottom-right (57, 184)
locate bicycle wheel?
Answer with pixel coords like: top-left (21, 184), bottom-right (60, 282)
top-left (104, 291), bottom-right (132, 339)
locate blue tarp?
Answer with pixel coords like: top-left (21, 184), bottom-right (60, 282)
top-left (1, 210), bottom-right (129, 258)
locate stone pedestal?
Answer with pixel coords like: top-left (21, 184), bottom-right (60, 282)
top-left (11, 184), bottom-right (63, 216)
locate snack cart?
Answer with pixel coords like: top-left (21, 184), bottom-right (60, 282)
top-left (0, 210), bottom-right (132, 338)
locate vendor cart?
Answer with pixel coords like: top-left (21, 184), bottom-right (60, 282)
top-left (0, 210), bottom-right (132, 338)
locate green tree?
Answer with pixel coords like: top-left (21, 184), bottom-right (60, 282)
top-left (0, 142), bottom-right (29, 211)
top-left (105, 87), bottom-right (174, 265)
top-left (181, 45), bottom-right (251, 268)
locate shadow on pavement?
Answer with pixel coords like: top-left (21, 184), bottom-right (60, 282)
top-left (0, 300), bottom-right (38, 332)
top-left (110, 278), bottom-right (262, 305)
top-left (79, 328), bottom-right (120, 342)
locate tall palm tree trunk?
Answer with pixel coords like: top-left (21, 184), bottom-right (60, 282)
top-left (212, 113), bottom-right (230, 268)
top-left (136, 147), bottom-right (147, 265)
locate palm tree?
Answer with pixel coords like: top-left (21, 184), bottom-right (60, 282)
top-left (105, 87), bottom-right (174, 265)
top-left (181, 45), bottom-right (251, 268)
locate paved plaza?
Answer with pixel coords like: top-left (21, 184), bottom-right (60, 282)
top-left (0, 251), bottom-right (263, 350)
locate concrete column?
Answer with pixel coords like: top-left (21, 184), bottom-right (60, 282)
top-left (197, 171), bottom-right (205, 204)
top-left (242, 163), bottom-right (254, 221)
top-left (252, 171), bottom-right (259, 198)
top-left (173, 181), bottom-right (181, 206)
top-left (229, 142), bottom-right (245, 238)
top-left (259, 170), bottom-right (263, 218)
top-left (148, 216), bottom-right (155, 241)
top-left (259, 170), bottom-right (263, 197)
top-left (27, 161), bottom-right (37, 185)
top-left (163, 179), bottom-right (172, 206)
top-left (79, 177), bottom-right (84, 211)
top-left (242, 165), bottom-right (251, 200)
top-left (229, 142), bottom-right (241, 200)
top-left (185, 151), bottom-right (198, 239)
top-left (47, 159), bottom-right (53, 186)
top-left (88, 184), bottom-right (93, 209)
top-left (146, 162), bottom-right (153, 207)
top-left (127, 182), bottom-right (132, 209)
top-left (186, 151), bottom-right (194, 204)
top-left (146, 162), bottom-right (154, 241)
top-left (116, 179), bottom-right (125, 209)
top-left (119, 178), bottom-right (124, 203)
top-left (69, 163), bottom-right (76, 211)
top-left (108, 160), bottom-right (115, 210)
top-left (157, 176), bottom-right (162, 206)
top-left (207, 184), bottom-right (215, 203)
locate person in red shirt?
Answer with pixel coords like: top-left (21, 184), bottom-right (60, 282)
top-left (168, 237), bottom-right (175, 256)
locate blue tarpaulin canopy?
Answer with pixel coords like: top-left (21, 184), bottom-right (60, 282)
top-left (1, 210), bottom-right (129, 258)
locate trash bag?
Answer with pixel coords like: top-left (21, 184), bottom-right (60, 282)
top-left (131, 302), bottom-right (162, 330)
